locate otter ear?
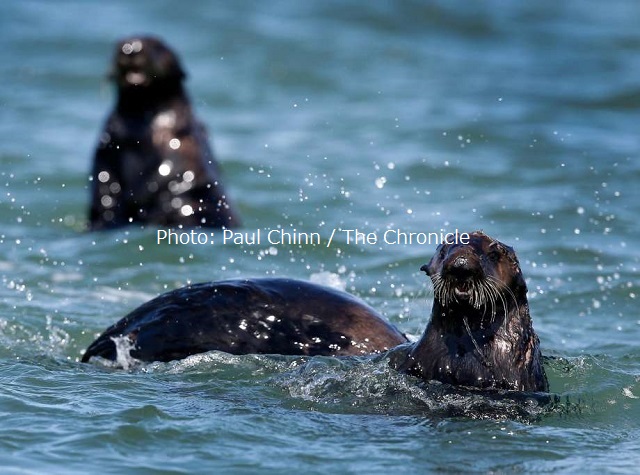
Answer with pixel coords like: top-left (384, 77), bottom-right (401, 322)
top-left (422, 244), bottom-right (445, 276)
top-left (420, 255), bottom-right (437, 276)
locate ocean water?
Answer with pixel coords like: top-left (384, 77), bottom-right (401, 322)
top-left (1, 0), bottom-right (639, 473)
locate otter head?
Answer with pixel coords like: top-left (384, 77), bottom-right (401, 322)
top-left (421, 231), bottom-right (526, 310)
top-left (111, 36), bottom-right (186, 89)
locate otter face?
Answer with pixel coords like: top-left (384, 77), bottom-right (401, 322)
top-left (421, 231), bottom-right (524, 309)
top-left (111, 36), bottom-right (185, 89)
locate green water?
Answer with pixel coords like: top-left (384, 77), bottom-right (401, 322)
top-left (1, 0), bottom-right (639, 473)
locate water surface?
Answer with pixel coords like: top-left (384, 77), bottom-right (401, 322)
top-left (1, 1), bottom-right (639, 473)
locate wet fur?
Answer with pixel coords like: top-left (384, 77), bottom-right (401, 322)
top-left (81, 278), bottom-right (408, 363)
top-left (89, 35), bottom-right (239, 230)
top-left (393, 231), bottom-right (549, 392)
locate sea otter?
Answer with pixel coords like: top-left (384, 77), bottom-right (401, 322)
top-left (81, 278), bottom-right (408, 363)
top-left (89, 35), bottom-right (240, 230)
top-left (391, 231), bottom-right (549, 392)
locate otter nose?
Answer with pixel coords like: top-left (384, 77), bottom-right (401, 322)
top-left (452, 256), bottom-right (468, 269)
top-left (445, 253), bottom-right (478, 279)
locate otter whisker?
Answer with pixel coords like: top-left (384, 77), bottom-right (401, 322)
top-left (487, 275), bottom-right (522, 324)
top-left (472, 282), bottom-right (483, 309)
top-left (432, 270), bottom-right (523, 326)
top-left (432, 273), bottom-right (454, 306)
top-left (487, 275), bottom-right (521, 319)
top-left (477, 276), bottom-right (509, 325)
top-left (489, 280), bottom-right (506, 317)
top-left (485, 287), bottom-right (498, 324)
top-left (474, 278), bottom-right (494, 311)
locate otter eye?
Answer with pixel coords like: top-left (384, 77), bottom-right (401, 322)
top-left (488, 250), bottom-right (501, 262)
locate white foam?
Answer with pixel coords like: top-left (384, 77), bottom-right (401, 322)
top-left (309, 271), bottom-right (346, 291)
top-left (110, 335), bottom-right (140, 370)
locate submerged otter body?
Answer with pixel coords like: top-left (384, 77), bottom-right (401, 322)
top-left (89, 35), bottom-right (239, 230)
top-left (81, 278), bottom-right (408, 363)
top-left (392, 231), bottom-right (548, 392)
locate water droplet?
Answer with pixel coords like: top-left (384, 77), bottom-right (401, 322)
top-left (183, 170), bottom-right (195, 182)
top-left (158, 162), bottom-right (172, 176)
top-left (375, 177), bottom-right (387, 189)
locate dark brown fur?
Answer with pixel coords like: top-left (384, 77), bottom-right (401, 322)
top-left (89, 35), bottom-right (239, 230)
top-left (81, 278), bottom-right (408, 363)
top-left (393, 231), bottom-right (549, 392)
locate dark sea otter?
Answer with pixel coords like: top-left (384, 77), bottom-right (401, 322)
top-left (81, 278), bottom-right (408, 363)
top-left (89, 35), bottom-right (240, 230)
top-left (81, 232), bottom-right (548, 393)
top-left (391, 231), bottom-right (549, 392)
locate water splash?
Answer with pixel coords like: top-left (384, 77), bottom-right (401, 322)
top-left (110, 335), bottom-right (140, 370)
top-left (274, 355), bottom-right (552, 421)
top-left (309, 271), bottom-right (346, 291)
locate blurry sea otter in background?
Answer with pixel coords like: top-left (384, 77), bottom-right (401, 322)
top-left (89, 35), bottom-right (240, 230)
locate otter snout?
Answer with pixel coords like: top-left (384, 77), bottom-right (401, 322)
top-left (113, 39), bottom-right (149, 86)
top-left (440, 247), bottom-right (484, 301)
top-left (451, 255), bottom-right (469, 271)
top-left (112, 36), bottom-right (185, 88)
top-left (442, 248), bottom-right (482, 280)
